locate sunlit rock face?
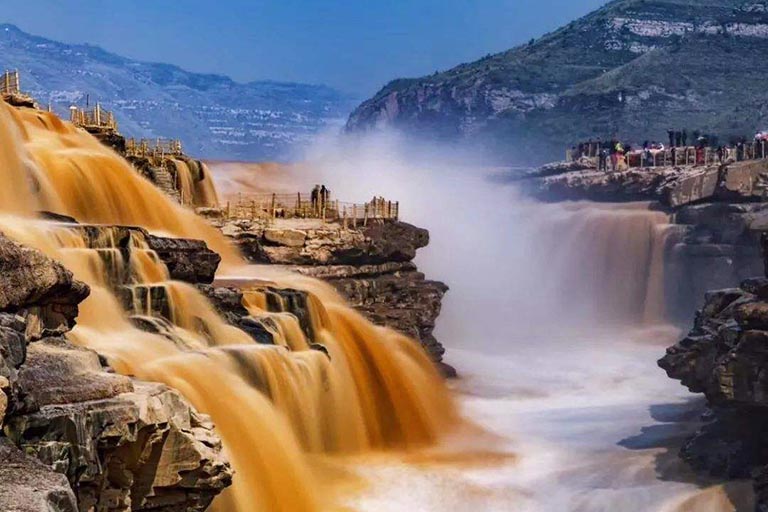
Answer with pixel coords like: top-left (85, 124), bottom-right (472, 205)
top-left (0, 438), bottom-right (77, 511)
top-left (348, 0), bottom-right (768, 165)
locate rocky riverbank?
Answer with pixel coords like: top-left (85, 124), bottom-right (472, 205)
top-left (658, 237), bottom-right (768, 510)
top-left (0, 232), bottom-right (232, 511)
top-left (206, 215), bottom-right (453, 376)
top-left (523, 154), bottom-right (768, 508)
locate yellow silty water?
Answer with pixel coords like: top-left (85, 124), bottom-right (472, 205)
top-left (0, 101), bottom-right (460, 511)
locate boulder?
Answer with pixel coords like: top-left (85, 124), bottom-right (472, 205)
top-left (144, 234), bottom-right (221, 284)
top-left (0, 438), bottom-right (77, 512)
top-left (263, 228), bottom-right (307, 247)
top-left (0, 233), bottom-right (89, 339)
top-left (6, 339), bottom-right (232, 512)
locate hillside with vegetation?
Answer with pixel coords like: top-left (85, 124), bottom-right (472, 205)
top-left (347, 0), bottom-right (768, 164)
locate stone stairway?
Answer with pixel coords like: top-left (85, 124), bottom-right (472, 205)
top-left (149, 166), bottom-right (181, 203)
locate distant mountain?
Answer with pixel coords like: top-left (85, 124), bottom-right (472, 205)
top-left (347, 0), bottom-right (768, 165)
top-left (0, 24), bottom-right (357, 161)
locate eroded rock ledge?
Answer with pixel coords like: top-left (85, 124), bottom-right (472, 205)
top-left (0, 232), bottom-right (232, 511)
top-left (213, 217), bottom-right (453, 375)
top-left (659, 236), bottom-right (768, 510)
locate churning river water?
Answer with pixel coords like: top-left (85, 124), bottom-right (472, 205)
top-left (349, 330), bottom-right (753, 512)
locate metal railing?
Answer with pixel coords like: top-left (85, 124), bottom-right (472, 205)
top-left (223, 193), bottom-right (399, 225)
top-left (0, 70), bottom-right (20, 96)
top-left (125, 138), bottom-right (184, 159)
top-left (70, 103), bottom-right (118, 131)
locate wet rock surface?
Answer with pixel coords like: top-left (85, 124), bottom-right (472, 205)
top-left (0, 235), bottom-right (233, 511)
top-left (217, 218), bottom-right (452, 373)
top-left (660, 268), bottom-right (768, 508)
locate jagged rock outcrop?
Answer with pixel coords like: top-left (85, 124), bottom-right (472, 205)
top-left (659, 237), bottom-right (768, 508)
top-left (0, 438), bottom-right (77, 512)
top-left (528, 167), bottom-right (676, 203)
top-left (295, 262), bottom-right (449, 365)
top-left (669, 202), bottom-right (768, 317)
top-left (6, 339), bottom-right (231, 512)
top-left (0, 233), bottom-right (89, 339)
top-left (143, 233), bottom-right (221, 284)
top-left (0, 232), bottom-right (233, 511)
top-left (233, 220), bottom-right (429, 266)
top-left (216, 218), bottom-right (452, 374)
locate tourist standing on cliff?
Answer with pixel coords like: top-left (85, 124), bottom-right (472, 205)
top-left (667, 129), bottom-right (675, 149)
top-left (682, 130), bottom-right (688, 147)
top-left (598, 147), bottom-right (608, 171)
top-left (311, 185), bottom-right (320, 214)
top-left (320, 185), bottom-right (330, 211)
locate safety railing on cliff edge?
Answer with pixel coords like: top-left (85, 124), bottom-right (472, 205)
top-left (126, 138), bottom-right (184, 159)
top-left (223, 193), bottom-right (399, 226)
top-left (0, 70), bottom-right (20, 96)
top-left (69, 103), bottom-right (118, 131)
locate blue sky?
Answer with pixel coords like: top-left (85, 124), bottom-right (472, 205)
top-left (3, 0), bottom-right (608, 95)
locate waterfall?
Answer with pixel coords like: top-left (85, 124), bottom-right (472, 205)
top-left (529, 202), bottom-right (676, 327)
top-left (0, 101), bottom-right (460, 511)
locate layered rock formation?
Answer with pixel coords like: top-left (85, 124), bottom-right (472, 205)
top-left (658, 264), bottom-right (768, 508)
top-left (0, 232), bottom-right (233, 511)
top-left (211, 217), bottom-right (452, 375)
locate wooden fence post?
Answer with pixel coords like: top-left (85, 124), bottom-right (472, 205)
top-left (226, 201), bottom-right (231, 219)
top-left (352, 204), bottom-right (357, 228)
top-left (364, 203), bottom-right (369, 226)
top-left (271, 193), bottom-right (276, 219)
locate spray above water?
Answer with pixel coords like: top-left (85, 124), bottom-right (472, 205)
top-left (0, 102), bottom-right (462, 511)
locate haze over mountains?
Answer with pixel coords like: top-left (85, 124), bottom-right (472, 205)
top-left (0, 23), bottom-right (357, 161)
top-left (347, 0), bottom-right (768, 165)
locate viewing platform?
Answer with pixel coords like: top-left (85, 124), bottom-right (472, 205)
top-left (69, 103), bottom-right (118, 132)
top-left (125, 138), bottom-right (184, 161)
top-left (220, 192), bottom-right (399, 227)
top-left (0, 70), bottom-right (36, 108)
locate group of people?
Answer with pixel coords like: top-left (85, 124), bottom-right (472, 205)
top-left (572, 129), bottom-right (735, 172)
top-left (311, 184), bottom-right (331, 213)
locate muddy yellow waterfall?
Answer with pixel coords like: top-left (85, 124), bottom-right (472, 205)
top-left (0, 101), bottom-right (460, 511)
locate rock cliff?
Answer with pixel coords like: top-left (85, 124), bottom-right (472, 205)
top-left (0, 232), bottom-right (232, 511)
top-left (658, 260), bottom-right (768, 508)
top-left (211, 217), bottom-right (453, 375)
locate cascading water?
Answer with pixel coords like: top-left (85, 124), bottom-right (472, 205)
top-left (287, 133), bottom-right (751, 511)
top-left (0, 101), bottom-right (461, 511)
top-left (170, 157), bottom-right (220, 208)
top-left (524, 202), bottom-right (676, 328)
